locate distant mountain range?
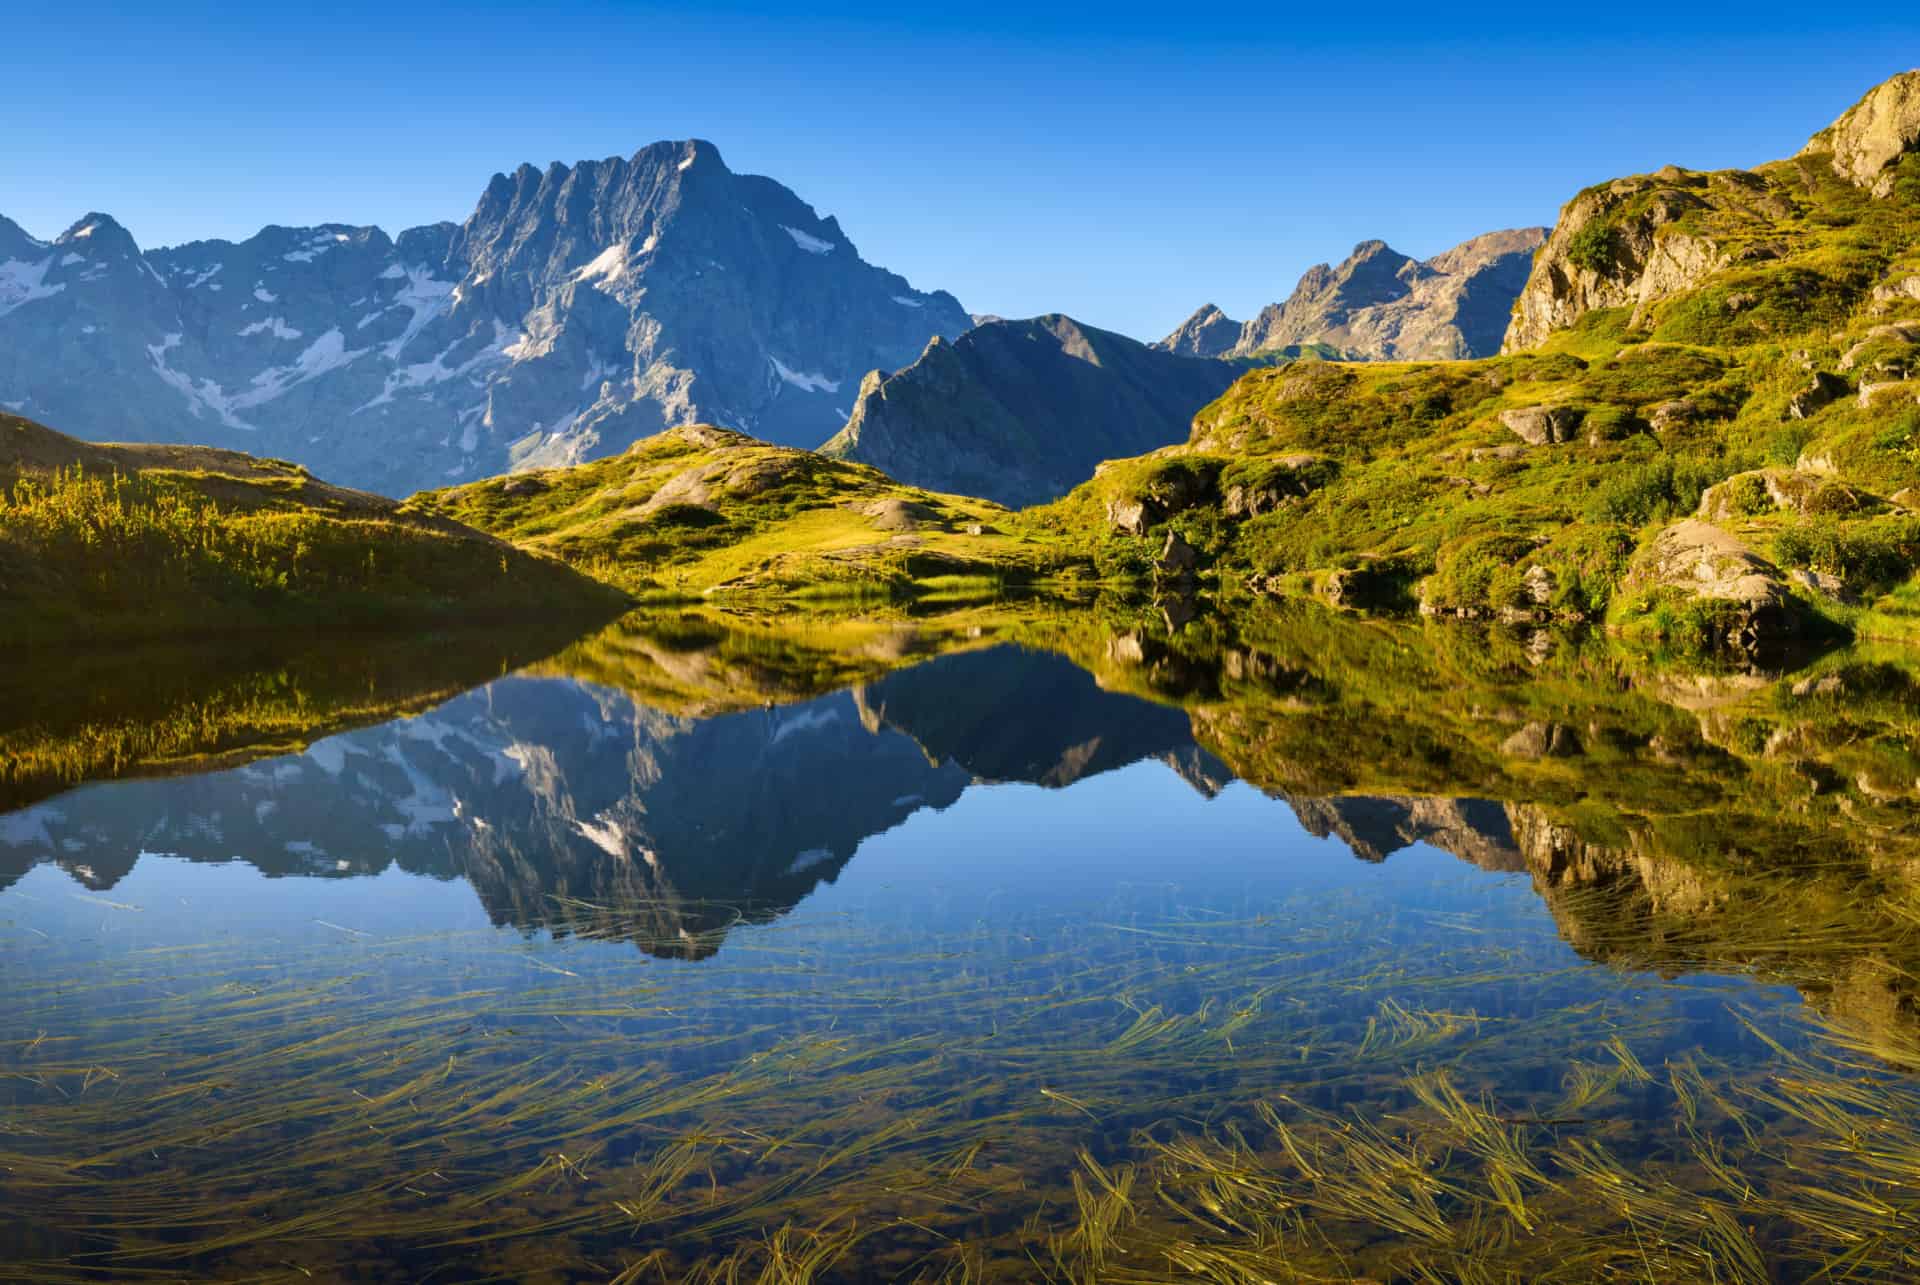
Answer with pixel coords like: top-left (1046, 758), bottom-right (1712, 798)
top-left (0, 142), bottom-right (968, 495)
top-left (821, 315), bottom-right (1240, 507)
top-left (2, 134), bottom-right (1548, 508)
top-left (1159, 228), bottom-right (1546, 361)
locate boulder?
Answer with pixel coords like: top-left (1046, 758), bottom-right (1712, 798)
top-left (1799, 70), bottom-right (1920, 197)
top-left (1648, 400), bottom-right (1699, 434)
top-left (1837, 322), bottom-right (1920, 372)
top-left (1625, 519), bottom-right (1808, 653)
top-left (1859, 379), bottom-right (1920, 409)
top-left (1871, 275), bottom-right (1920, 308)
top-left (1499, 405), bottom-right (1582, 445)
top-left (1786, 371), bottom-right (1848, 420)
top-left (1697, 468), bottom-right (1865, 521)
top-left (1156, 530), bottom-right (1199, 576)
top-left (500, 474), bottom-right (547, 496)
top-left (1789, 567), bottom-right (1851, 602)
top-left (1522, 563), bottom-right (1556, 607)
top-left (1105, 498), bottom-right (1153, 536)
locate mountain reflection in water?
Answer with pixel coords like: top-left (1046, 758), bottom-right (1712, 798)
top-left (5, 602), bottom-right (1920, 1281)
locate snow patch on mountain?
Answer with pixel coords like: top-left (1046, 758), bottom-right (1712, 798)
top-left (147, 333), bottom-right (259, 431)
top-left (239, 316), bottom-right (303, 340)
top-left (769, 355), bottom-right (839, 395)
top-left (573, 244), bottom-right (627, 286)
top-left (0, 258), bottom-right (65, 317)
top-left (782, 225), bottom-right (834, 255)
top-left (378, 265), bottom-right (456, 361)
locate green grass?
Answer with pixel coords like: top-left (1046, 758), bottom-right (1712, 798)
top-left (410, 425), bottom-right (1089, 600)
top-left (0, 418), bottom-right (625, 646)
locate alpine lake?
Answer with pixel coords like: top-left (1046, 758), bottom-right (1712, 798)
top-left (3, 595), bottom-right (1919, 1283)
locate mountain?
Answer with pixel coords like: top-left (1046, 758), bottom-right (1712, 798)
top-left (0, 142), bottom-right (968, 496)
top-left (818, 315), bottom-right (1242, 507)
top-left (0, 413), bottom-right (621, 644)
top-left (1159, 229), bottom-right (1547, 361)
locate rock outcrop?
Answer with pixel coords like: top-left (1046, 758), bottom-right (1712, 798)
top-left (1159, 228), bottom-right (1545, 362)
top-left (1800, 70), bottom-right (1920, 197)
top-left (820, 315), bottom-right (1239, 508)
top-left (1502, 170), bottom-right (1735, 351)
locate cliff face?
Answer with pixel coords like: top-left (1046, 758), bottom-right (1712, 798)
top-left (1800, 69), bottom-right (1920, 197)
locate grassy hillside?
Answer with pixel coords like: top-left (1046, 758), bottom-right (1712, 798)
top-left (1027, 95), bottom-right (1920, 657)
top-left (410, 424), bottom-right (1080, 599)
top-left (0, 414), bottom-right (625, 645)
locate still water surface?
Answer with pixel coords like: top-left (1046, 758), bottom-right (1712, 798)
top-left (2, 609), bottom-right (1917, 1281)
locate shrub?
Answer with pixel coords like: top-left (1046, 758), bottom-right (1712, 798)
top-left (1583, 452), bottom-right (1728, 526)
top-left (1772, 515), bottom-right (1920, 593)
top-left (1582, 405), bottom-right (1642, 442)
top-left (1566, 221), bottom-right (1625, 274)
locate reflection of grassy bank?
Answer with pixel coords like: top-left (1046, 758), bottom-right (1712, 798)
top-left (0, 616), bottom-right (599, 812)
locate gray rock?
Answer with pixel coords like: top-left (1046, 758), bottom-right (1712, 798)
top-left (1787, 371), bottom-right (1849, 419)
top-left (1799, 71), bottom-right (1920, 197)
top-left (1522, 563), bottom-right (1556, 607)
top-left (1501, 722), bottom-right (1583, 760)
top-left (1499, 405), bottom-right (1582, 445)
top-left (1156, 530), bottom-right (1199, 575)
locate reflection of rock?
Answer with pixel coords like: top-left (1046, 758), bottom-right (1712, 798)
top-left (1500, 721), bottom-right (1582, 760)
top-left (1506, 800), bottom-right (1920, 1056)
top-left (1286, 795), bottom-right (1523, 871)
top-left (859, 645), bottom-right (1223, 791)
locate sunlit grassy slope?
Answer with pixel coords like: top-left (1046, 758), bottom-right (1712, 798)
top-left (409, 424), bottom-right (1080, 599)
top-left (0, 414), bottom-right (625, 644)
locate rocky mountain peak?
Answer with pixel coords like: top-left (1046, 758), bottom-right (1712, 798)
top-left (821, 313), bottom-right (1239, 507)
top-left (56, 213), bottom-right (141, 259)
top-left (1160, 303), bottom-right (1243, 358)
top-left (1162, 228), bottom-right (1544, 362)
top-left (0, 143), bottom-right (970, 494)
top-left (1800, 69), bottom-right (1920, 196)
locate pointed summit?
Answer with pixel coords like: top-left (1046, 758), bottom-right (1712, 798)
top-left (1159, 303), bottom-right (1241, 358)
top-left (56, 213), bottom-right (141, 258)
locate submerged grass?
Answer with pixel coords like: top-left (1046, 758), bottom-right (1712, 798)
top-left (6, 868), bottom-right (1920, 1281)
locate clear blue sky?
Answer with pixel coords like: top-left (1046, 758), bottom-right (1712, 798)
top-left (4, 2), bottom-right (1916, 340)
